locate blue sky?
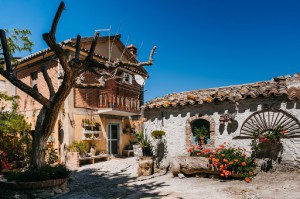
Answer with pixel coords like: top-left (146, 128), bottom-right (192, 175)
top-left (1, 0), bottom-right (300, 101)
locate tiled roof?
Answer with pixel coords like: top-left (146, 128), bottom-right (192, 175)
top-left (144, 74), bottom-right (300, 109)
top-left (14, 35), bottom-right (147, 76)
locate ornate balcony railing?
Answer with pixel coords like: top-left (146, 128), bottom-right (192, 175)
top-left (98, 91), bottom-right (141, 113)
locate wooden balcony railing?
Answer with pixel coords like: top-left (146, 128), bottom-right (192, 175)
top-left (99, 91), bottom-right (141, 113)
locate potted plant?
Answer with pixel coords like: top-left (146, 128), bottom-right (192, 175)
top-left (194, 126), bottom-right (209, 145)
top-left (132, 133), bottom-right (142, 157)
top-left (93, 122), bottom-right (100, 131)
top-left (151, 130), bottom-right (166, 139)
top-left (140, 135), bottom-right (152, 157)
top-left (68, 141), bottom-right (87, 158)
top-left (252, 128), bottom-right (285, 159)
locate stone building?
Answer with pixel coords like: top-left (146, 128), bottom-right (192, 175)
top-left (14, 35), bottom-right (147, 161)
top-left (143, 74), bottom-right (300, 170)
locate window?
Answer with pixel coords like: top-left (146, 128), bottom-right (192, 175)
top-left (122, 72), bottom-right (133, 84)
top-left (192, 119), bottom-right (210, 145)
top-left (186, 115), bottom-right (215, 147)
top-left (30, 71), bottom-right (38, 91)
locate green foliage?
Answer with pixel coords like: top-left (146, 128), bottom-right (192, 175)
top-left (151, 130), bottom-right (166, 138)
top-left (135, 132), bottom-right (143, 144)
top-left (4, 164), bottom-right (71, 182)
top-left (137, 132), bottom-right (151, 148)
top-left (194, 126), bottom-right (209, 138)
top-left (0, 92), bottom-right (20, 112)
top-left (68, 141), bottom-right (87, 153)
top-left (0, 28), bottom-right (34, 57)
top-left (0, 93), bottom-right (31, 169)
top-left (46, 148), bottom-right (58, 164)
top-left (188, 144), bottom-right (257, 180)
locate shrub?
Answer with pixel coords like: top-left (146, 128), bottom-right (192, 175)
top-left (68, 141), bottom-right (87, 153)
top-left (4, 164), bottom-right (71, 182)
top-left (188, 143), bottom-right (257, 182)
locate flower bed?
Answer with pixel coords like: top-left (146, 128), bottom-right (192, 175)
top-left (188, 143), bottom-right (257, 182)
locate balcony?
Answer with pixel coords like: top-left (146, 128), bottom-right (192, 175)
top-left (98, 91), bottom-right (141, 114)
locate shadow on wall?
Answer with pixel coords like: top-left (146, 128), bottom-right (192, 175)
top-left (227, 120), bottom-right (239, 134)
top-left (153, 139), bottom-right (168, 169)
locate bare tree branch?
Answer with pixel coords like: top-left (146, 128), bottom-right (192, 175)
top-left (41, 65), bottom-right (55, 98)
top-left (50, 1), bottom-right (65, 38)
top-left (0, 29), bottom-right (12, 73)
top-left (86, 32), bottom-right (99, 60)
top-left (75, 35), bottom-right (81, 62)
top-left (112, 46), bottom-right (157, 68)
top-left (0, 70), bottom-right (50, 107)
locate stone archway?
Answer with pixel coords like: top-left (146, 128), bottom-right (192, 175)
top-left (186, 114), bottom-right (215, 147)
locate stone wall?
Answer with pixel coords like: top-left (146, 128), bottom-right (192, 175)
top-left (143, 97), bottom-right (300, 170)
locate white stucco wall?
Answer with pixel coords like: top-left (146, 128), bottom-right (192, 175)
top-left (143, 97), bottom-right (300, 169)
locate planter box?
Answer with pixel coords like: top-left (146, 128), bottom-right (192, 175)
top-left (133, 144), bottom-right (142, 157)
top-left (0, 178), bottom-right (67, 190)
top-left (256, 143), bottom-right (283, 160)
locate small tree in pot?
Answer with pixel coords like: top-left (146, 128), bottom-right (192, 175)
top-left (194, 126), bottom-right (209, 145)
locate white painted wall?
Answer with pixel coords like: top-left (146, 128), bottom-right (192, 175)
top-left (143, 97), bottom-right (300, 169)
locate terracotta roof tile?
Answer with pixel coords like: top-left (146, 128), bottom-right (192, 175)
top-left (144, 74), bottom-right (300, 109)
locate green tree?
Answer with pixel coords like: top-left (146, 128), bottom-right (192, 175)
top-left (0, 92), bottom-right (31, 168)
top-left (0, 28), bottom-right (33, 58)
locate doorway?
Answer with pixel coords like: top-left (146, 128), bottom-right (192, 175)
top-left (108, 123), bottom-right (119, 155)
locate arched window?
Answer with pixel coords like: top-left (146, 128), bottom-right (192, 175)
top-left (186, 114), bottom-right (215, 147)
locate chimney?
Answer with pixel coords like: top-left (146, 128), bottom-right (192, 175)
top-left (127, 44), bottom-right (137, 59)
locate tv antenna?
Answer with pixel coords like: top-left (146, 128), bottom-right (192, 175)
top-left (95, 26), bottom-right (112, 61)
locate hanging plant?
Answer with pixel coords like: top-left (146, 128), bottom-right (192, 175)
top-left (151, 130), bottom-right (166, 139)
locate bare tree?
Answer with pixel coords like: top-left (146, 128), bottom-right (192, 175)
top-left (0, 1), bottom-right (156, 169)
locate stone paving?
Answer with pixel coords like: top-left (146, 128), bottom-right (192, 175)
top-left (52, 157), bottom-right (300, 199)
top-left (52, 157), bottom-right (167, 199)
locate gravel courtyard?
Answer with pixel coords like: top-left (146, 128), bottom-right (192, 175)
top-left (54, 157), bottom-right (300, 199)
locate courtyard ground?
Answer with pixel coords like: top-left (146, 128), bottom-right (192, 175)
top-left (54, 157), bottom-right (300, 199)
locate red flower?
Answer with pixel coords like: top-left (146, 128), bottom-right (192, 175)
top-left (245, 178), bottom-right (251, 183)
top-left (241, 162), bottom-right (246, 166)
top-left (187, 147), bottom-right (194, 153)
top-left (282, 130), bottom-right (286, 135)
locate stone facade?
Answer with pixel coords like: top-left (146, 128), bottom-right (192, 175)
top-left (144, 96), bottom-right (300, 170)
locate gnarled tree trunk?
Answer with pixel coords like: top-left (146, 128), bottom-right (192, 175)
top-left (31, 107), bottom-right (60, 168)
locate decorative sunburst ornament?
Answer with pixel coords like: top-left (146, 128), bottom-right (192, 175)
top-left (240, 109), bottom-right (300, 138)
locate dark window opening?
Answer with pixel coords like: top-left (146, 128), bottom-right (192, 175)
top-left (192, 119), bottom-right (210, 145)
top-left (30, 71), bottom-right (38, 91)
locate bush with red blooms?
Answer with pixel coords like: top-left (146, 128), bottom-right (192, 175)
top-left (188, 143), bottom-right (256, 182)
top-left (0, 151), bottom-right (12, 172)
